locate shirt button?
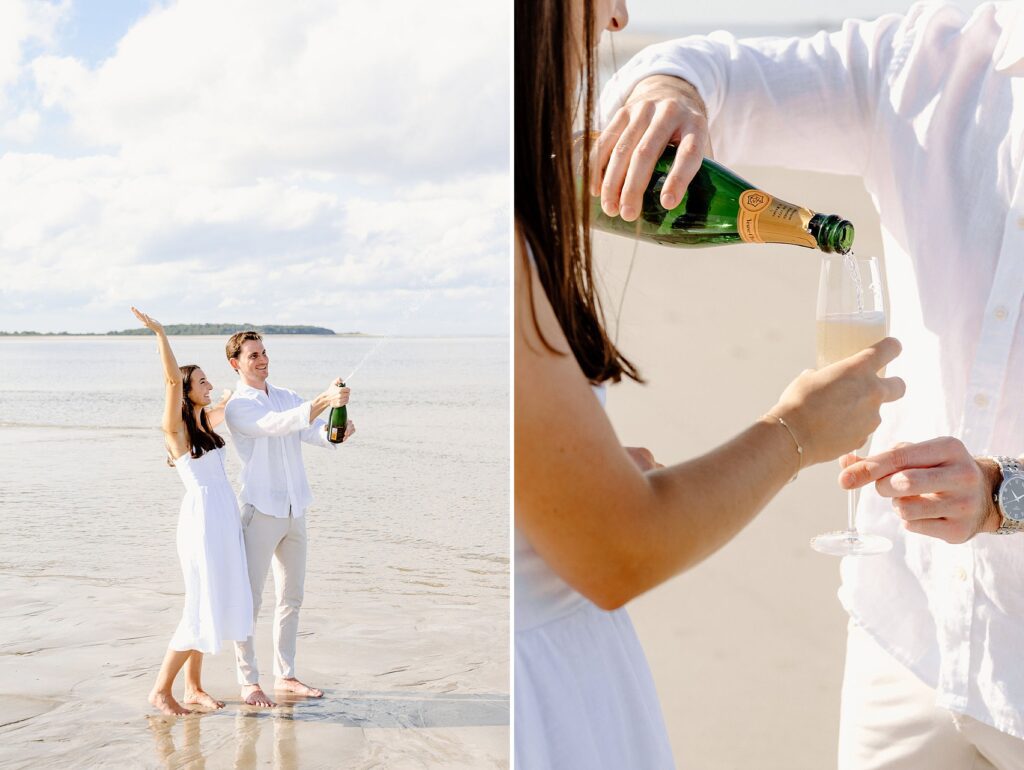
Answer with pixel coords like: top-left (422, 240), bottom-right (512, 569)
top-left (955, 567), bottom-right (968, 581)
top-left (995, 306), bottom-right (1009, 320)
top-left (974, 393), bottom-right (990, 407)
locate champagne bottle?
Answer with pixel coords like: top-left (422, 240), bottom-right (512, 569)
top-left (591, 145), bottom-right (854, 254)
top-left (327, 379), bottom-right (347, 444)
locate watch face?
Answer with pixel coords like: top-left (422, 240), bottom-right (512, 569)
top-left (999, 476), bottom-right (1024, 521)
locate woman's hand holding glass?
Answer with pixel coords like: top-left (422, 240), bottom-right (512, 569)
top-left (770, 338), bottom-right (906, 470)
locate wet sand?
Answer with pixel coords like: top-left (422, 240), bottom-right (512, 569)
top-left (596, 168), bottom-right (886, 769)
top-left (0, 570), bottom-right (507, 769)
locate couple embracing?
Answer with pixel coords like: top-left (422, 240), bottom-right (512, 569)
top-left (132, 308), bottom-right (355, 716)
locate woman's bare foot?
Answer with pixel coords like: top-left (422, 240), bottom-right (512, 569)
top-left (275, 678), bottom-right (324, 698)
top-left (241, 684), bottom-right (276, 707)
top-left (183, 689), bottom-right (225, 710)
top-left (148, 689), bottom-right (192, 716)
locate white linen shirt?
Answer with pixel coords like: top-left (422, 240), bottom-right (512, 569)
top-left (602, 1), bottom-right (1024, 739)
top-left (224, 381), bottom-right (334, 518)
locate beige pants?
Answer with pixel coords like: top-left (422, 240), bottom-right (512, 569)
top-left (234, 505), bottom-right (307, 685)
top-left (839, 622), bottom-right (1024, 770)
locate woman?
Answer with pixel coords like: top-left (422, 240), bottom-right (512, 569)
top-left (133, 307), bottom-right (254, 716)
top-left (514, 1), bottom-right (906, 767)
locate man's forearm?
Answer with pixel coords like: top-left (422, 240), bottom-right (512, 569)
top-left (227, 402), bottom-right (314, 438)
top-left (625, 75), bottom-right (705, 117)
top-left (601, 20), bottom-right (901, 176)
top-left (309, 394), bottom-right (331, 422)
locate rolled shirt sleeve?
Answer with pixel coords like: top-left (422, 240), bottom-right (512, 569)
top-left (225, 396), bottom-right (312, 438)
top-left (301, 417), bottom-right (336, 449)
top-left (599, 6), bottom-right (924, 176)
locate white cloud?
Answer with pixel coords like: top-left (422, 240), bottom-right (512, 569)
top-left (32, 0), bottom-right (509, 182)
top-left (0, 0), bottom-right (65, 101)
top-left (0, 107), bottom-right (40, 143)
top-left (0, 0), bottom-right (66, 143)
top-left (0, 0), bottom-right (509, 336)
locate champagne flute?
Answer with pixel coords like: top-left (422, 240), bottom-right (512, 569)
top-left (810, 255), bottom-right (892, 556)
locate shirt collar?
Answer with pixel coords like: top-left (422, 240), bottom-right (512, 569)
top-left (235, 379), bottom-right (272, 399)
top-left (994, 2), bottom-right (1024, 74)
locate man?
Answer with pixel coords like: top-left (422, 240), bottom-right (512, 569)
top-left (597, 2), bottom-right (1024, 768)
top-left (223, 330), bottom-right (354, 707)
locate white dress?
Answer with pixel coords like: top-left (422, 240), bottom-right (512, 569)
top-left (514, 387), bottom-right (676, 769)
top-left (169, 447), bottom-right (253, 654)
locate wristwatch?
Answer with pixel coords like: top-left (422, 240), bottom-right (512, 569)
top-left (991, 456), bottom-right (1024, 534)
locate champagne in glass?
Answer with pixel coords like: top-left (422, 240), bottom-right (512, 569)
top-left (816, 312), bottom-right (887, 368)
top-left (810, 256), bottom-right (892, 556)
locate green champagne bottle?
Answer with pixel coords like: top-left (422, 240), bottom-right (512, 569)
top-left (327, 379), bottom-right (347, 444)
top-left (591, 145), bottom-right (854, 254)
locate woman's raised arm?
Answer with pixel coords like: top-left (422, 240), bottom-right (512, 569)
top-left (131, 307), bottom-right (185, 443)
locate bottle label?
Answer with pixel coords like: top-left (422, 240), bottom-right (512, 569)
top-left (330, 426), bottom-right (339, 442)
top-left (737, 190), bottom-right (817, 249)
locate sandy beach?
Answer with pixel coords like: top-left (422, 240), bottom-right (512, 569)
top-left (0, 568), bottom-right (507, 769)
top-left (0, 337), bottom-right (509, 769)
top-left (596, 167), bottom-right (887, 769)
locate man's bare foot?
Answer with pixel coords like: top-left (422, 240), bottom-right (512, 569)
top-left (183, 689), bottom-right (225, 710)
top-left (275, 678), bottom-right (324, 698)
top-left (148, 689), bottom-right (192, 716)
top-left (241, 684), bottom-right (277, 707)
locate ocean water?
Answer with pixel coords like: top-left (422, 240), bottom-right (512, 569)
top-left (0, 335), bottom-right (509, 768)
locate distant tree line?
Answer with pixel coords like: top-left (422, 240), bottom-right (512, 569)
top-left (108, 323), bottom-right (338, 336)
top-left (1, 324), bottom-right (357, 336)
top-left (0, 330), bottom-right (84, 336)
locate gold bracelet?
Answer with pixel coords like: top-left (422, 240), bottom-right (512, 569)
top-left (766, 413), bottom-right (803, 483)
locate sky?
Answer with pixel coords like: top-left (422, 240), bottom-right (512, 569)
top-left (0, 0), bottom-right (510, 335)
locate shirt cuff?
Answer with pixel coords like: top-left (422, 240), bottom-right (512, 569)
top-left (321, 423), bottom-right (337, 449)
top-left (598, 39), bottom-right (724, 129)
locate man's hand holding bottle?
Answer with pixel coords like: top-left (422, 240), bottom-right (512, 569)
top-left (323, 379), bottom-right (351, 408)
top-left (590, 75), bottom-right (710, 221)
top-left (311, 379), bottom-right (354, 441)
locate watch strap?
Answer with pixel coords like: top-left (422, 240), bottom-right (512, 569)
top-left (991, 456), bottom-right (1024, 535)
top-left (994, 456), bottom-right (1024, 477)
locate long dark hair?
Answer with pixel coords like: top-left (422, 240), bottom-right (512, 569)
top-left (515, 0), bottom-right (641, 384)
top-left (179, 365), bottom-right (225, 459)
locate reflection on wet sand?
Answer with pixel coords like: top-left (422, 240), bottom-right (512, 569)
top-left (260, 691), bottom-right (510, 728)
top-left (145, 692), bottom-right (509, 769)
top-left (231, 705), bottom-right (297, 770)
top-left (148, 714), bottom-right (208, 769)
